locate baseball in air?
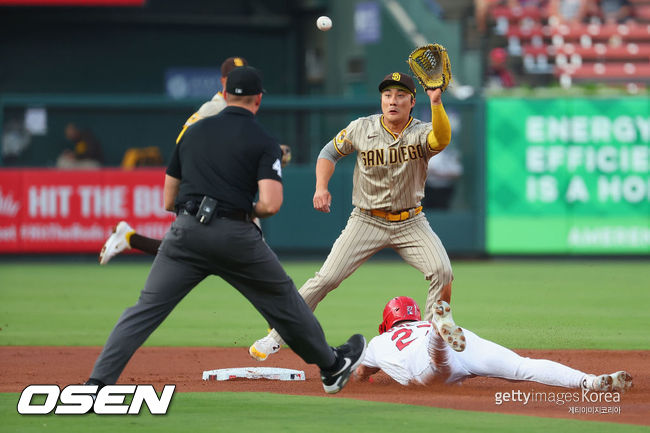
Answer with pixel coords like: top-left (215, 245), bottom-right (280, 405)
top-left (316, 16), bottom-right (332, 31)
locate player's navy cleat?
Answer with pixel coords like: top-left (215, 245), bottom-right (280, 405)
top-left (432, 300), bottom-right (466, 352)
top-left (99, 221), bottom-right (135, 265)
top-left (321, 334), bottom-right (367, 394)
top-left (249, 333), bottom-right (281, 361)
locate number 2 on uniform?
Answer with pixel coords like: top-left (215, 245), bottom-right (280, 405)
top-left (391, 329), bottom-right (416, 350)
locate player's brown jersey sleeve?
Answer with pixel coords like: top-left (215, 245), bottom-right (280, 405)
top-left (332, 119), bottom-right (363, 157)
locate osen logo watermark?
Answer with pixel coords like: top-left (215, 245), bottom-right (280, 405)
top-left (17, 384), bottom-right (175, 415)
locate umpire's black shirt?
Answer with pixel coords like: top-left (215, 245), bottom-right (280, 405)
top-left (167, 106), bottom-right (283, 213)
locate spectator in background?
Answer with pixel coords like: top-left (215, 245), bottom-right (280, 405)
top-left (475, 0), bottom-right (546, 33)
top-left (548, 0), bottom-right (590, 24)
top-left (587, 0), bottom-right (634, 23)
top-left (475, 0), bottom-right (504, 33)
top-left (422, 110), bottom-right (463, 210)
top-left (422, 145), bottom-right (463, 210)
top-left (56, 123), bottom-right (104, 169)
top-left (1, 119), bottom-right (31, 164)
top-left (486, 48), bottom-right (516, 89)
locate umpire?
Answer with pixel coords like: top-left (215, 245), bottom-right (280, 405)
top-left (85, 66), bottom-right (365, 394)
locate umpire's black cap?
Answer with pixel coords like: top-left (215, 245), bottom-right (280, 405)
top-left (226, 66), bottom-right (266, 95)
top-left (378, 72), bottom-right (416, 96)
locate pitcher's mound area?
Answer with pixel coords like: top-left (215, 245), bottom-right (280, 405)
top-left (1, 347), bottom-right (647, 425)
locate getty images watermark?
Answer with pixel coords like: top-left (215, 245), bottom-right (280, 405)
top-left (17, 384), bottom-right (176, 415)
top-left (494, 389), bottom-right (622, 415)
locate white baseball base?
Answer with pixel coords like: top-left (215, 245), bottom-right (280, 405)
top-left (202, 367), bottom-right (306, 381)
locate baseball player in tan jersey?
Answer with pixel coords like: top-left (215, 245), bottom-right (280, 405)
top-left (98, 57), bottom-right (250, 264)
top-left (175, 56), bottom-right (248, 143)
top-left (250, 71), bottom-right (455, 361)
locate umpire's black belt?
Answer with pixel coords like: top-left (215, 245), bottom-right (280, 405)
top-left (176, 201), bottom-right (250, 222)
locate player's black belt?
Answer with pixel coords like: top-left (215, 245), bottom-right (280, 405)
top-left (176, 201), bottom-right (250, 222)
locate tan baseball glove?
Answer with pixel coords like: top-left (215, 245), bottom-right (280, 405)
top-left (280, 144), bottom-right (292, 167)
top-left (407, 43), bottom-right (452, 92)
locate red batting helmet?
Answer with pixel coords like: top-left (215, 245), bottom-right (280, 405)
top-left (378, 296), bottom-right (422, 334)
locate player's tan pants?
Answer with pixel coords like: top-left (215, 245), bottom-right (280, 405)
top-left (269, 207), bottom-right (453, 345)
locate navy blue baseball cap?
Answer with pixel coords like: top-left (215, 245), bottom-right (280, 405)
top-left (378, 72), bottom-right (416, 96)
top-left (226, 66), bottom-right (266, 96)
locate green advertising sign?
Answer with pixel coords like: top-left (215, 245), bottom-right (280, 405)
top-left (487, 98), bottom-right (649, 254)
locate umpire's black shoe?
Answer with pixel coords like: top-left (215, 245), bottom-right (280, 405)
top-left (84, 378), bottom-right (105, 393)
top-left (321, 334), bottom-right (367, 394)
top-left (83, 378), bottom-right (105, 414)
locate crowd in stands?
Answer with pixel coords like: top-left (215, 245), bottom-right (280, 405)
top-left (475, 0), bottom-right (649, 88)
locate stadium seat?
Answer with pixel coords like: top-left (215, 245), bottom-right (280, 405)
top-left (636, 5), bottom-right (650, 22)
top-left (555, 62), bottom-right (650, 80)
top-left (489, 0), bottom-right (650, 86)
top-left (523, 42), bottom-right (650, 60)
top-left (548, 22), bottom-right (650, 44)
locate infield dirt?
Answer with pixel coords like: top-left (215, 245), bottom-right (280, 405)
top-left (1, 347), bottom-right (647, 425)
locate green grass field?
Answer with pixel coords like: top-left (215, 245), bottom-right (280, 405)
top-left (1, 259), bottom-right (649, 432)
top-left (2, 392), bottom-right (648, 433)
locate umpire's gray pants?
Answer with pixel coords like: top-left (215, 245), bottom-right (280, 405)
top-left (90, 214), bottom-right (336, 384)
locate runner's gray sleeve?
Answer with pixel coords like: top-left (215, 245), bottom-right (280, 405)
top-left (317, 140), bottom-right (344, 164)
